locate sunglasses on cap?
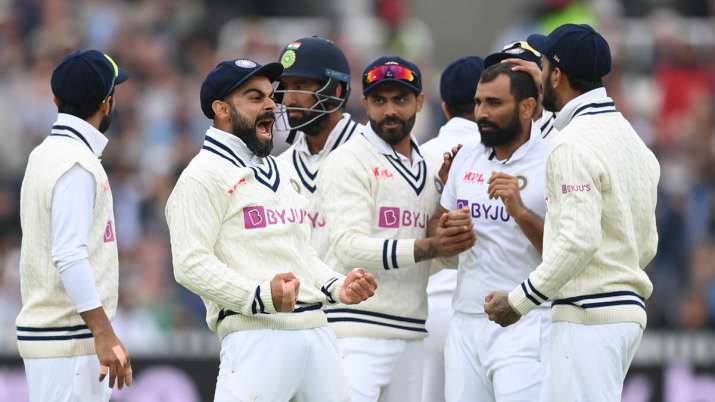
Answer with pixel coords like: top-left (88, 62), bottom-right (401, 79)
top-left (102, 53), bottom-right (120, 102)
top-left (364, 65), bottom-right (417, 84)
top-left (502, 41), bottom-right (541, 58)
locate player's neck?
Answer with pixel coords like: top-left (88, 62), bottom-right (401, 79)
top-left (305, 112), bottom-right (342, 155)
top-left (493, 122), bottom-right (531, 161)
top-left (392, 134), bottom-right (414, 163)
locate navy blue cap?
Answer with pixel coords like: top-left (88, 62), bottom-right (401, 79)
top-left (200, 59), bottom-right (283, 119)
top-left (51, 50), bottom-right (129, 106)
top-left (279, 36), bottom-right (350, 83)
top-left (439, 56), bottom-right (484, 106)
top-left (527, 24), bottom-right (611, 81)
top-left (484, 41), bottom-right (542, 68)
top-left (362, 56), bottom-right (422, 95)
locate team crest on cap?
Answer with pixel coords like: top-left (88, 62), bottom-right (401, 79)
top-left (281, 50), bottom-right (297, 68)
top-left (235, 59), bottom-right (257, 68)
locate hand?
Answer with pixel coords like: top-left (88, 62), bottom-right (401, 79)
top-left (487, 172), bottom-right (527, 220)
top-left (433, 208), bottom-right (476, 257)
top-left (95, 330), bottom-right (133, 390)
top-left (501, 58), bottom-right (544, 119)
top-left (339, 268), bottom-right (378, 304)
top-left (438, 145), bottom-right (463, 183)
top-left (270, 272), bottom-right (300, 312)
top-left (485, 292), bottom-right (521, 327)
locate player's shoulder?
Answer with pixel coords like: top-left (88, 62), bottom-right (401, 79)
top-left (179, 150), bottom-right (251, 189)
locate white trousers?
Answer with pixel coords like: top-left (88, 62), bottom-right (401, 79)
top-left (545, 321), bottom-right (642, 402)
top-left (339, 337), bottom-right (424, 402)
top-left (445, 310), bottom-right (550, 402)
top-left (214, 327), bottom-right (350, 402)
top-left (422, 290), bottom-right (454, 402)
top-left (24, 354), bottom-right (111, 402)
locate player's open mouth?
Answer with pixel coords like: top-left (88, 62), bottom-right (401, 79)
top-left (255, 117), bottom-right (274, 140)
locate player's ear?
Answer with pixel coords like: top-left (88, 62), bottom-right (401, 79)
top-left (441, 101), bottom-right (451, 120)
top-left (415, 93), bottom-right (425, 112)
top-left (520, 97), bottom-right (537, 120)
top-left (53, 96), bottom-right (60, 107)
top-left (362, 96), bottom-right (368, 109)
top-left (212, 100), bottom-right (229, 119)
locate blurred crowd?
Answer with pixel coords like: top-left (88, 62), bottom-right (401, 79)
top-left (0, 0), bottom-right (714, 351)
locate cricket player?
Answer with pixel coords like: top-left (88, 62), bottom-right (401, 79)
top-left (437, 60), bottom-right (550, 401)
top-left (317, 56), bottom-right (476, 402)
top-left (165, 58), bottom-right (378, 402)
top-left (17, 49), bottom-right (132, 402)
top-left (419, 55), bottom-right (483, 402)
top-left (275, 36), bottom-right (364, 258)
top-left (485, 24), bottom-right (660, 402)
top-left (485, 40), bottom-right (558, 142)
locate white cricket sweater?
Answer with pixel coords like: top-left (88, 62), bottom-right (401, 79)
top-left (508, 88), bottom-right (660, 329)
top-left (278, 113), bottom-right (364, 258)
top-left (166, 127), bottom-right (346, 340)
top-left (317, 124), bottom-right (440, 339)
top-left (17, 114), bottom-right (118, 358)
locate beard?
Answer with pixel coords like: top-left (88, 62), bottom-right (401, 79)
top-left (542, 80), bottom-right (558, 112)
top-left (287, 109), bottom-right (330, 137)
top-left (478, 110), bottom-right (522, 148)
top-left (98, 98), bottom-right (114, 133)
top-left (370, 114), bottom-right (416, 145)
top-left (229, 105), bottom-right (273, 157)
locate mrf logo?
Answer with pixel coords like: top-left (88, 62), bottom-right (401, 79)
top-left (378, 206), bottom-right (429, 229)
top-left (372, 167), bottom-right (394, 179)
top-left (463, 171), bottom-right (485, 184)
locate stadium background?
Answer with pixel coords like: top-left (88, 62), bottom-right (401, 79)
top-left (0, 0), bottom-right (713, 400)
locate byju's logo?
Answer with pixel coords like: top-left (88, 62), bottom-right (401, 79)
top-left (379, 207), bottom-right (401, 228)
top-left (243, 206), bottom-right (267, 229)
top-left (378, 206), bottom-right (429, 229)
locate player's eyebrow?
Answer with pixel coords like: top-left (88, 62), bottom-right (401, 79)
top-left (242, 87), bottom-right (271, 97)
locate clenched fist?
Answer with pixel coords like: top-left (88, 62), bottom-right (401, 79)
top-left (339, 268), bottom-right (378, 305)
top-left (270, 273), bottom-right (300, 312)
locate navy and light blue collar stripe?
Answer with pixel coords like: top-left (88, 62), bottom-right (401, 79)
top-left (290, 116), bottom-right (360, 194)
top-left (201, 129), bottom-right (281, 192)
top-left (49, 113), bottom-right (109, 157)
top-left (553, 87), bottom-right (617, 131)
top-left (539, 113), bottom-right (556, 139)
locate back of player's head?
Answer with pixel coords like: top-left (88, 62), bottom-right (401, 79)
top-left (51, 49), bottom-right (129, 119)
top-left (440, 56), bottom-right (484, 119)
top-left (527, 24), bottom-right (610, 93)
top-left (479, 62), bottom-right (538, 103)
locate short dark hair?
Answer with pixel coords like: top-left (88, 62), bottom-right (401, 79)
top-left (566, 74), bottom-right (603, 94)
top-left (479, 63), bottom-right (538, 102)
top-left (445, 101), bottom-right (475, 119)
top-left (56, 100), bottom-right (102, 120)
top-left (545, 62), bottom-right (603, 94)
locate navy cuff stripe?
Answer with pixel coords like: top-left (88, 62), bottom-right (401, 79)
top-left (391, 240), bottom-right (399, 269)
top-left (293, 303), bottom-right (323, 313)
top-left (327, 317), bottom-right (427, 333)
top-left (324, 308), bottom-right (426, 325)
top-left (382, 240), bottom-right (390, 270)
top-left (527, 279), bottom-right (547, 302)
top-left (18, 333), bottom-right (93, 341)
top-left (521, 282), bottom-right (542, 306)
top-left (256, 286), bottom-right (266, 313)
